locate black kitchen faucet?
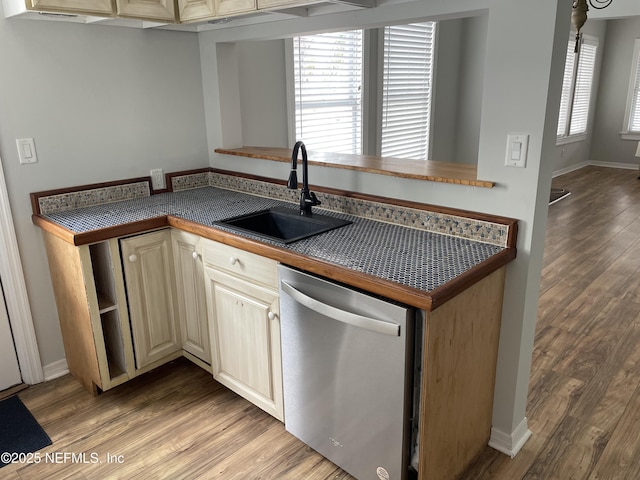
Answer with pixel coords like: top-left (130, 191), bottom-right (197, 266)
top-left (287, 141), bottom-right (321, 216)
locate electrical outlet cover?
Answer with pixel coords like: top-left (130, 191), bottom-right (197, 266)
top-left (150, 169), bottom-right (165, 190)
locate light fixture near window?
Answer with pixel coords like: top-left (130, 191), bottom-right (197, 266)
top-left (572, 0), bottom-right (613, 52)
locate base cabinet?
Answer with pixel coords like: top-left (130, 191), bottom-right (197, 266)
top-left (171, 230), bottom-right (210, 365)
top-left (42, 233), bottom-right (136, 394)
top-left (201, 239), bottom-right (284, 421)
top-left (121, 230), bottom-right (182, 370)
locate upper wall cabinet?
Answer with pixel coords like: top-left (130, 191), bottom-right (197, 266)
top-left (4, 0), bottom-right (368, 27)
top-left (178, 0), bottom-right (215, 22)
top-left (257, 0), bottom-right (318, 8)
top-left (116, 0), bottom-right (176, 21)
top-left (215, 0), bottom-right (255, 16)
top-left (16, 0), bottom-right (115, 16)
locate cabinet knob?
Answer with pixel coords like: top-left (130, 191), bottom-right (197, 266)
top-left (267, 311), bottom-right (277, 321)
top-left (192, 251), bottom-right (200, 260)
top-left (129, 254), bottom-right (137, 262)
top-left (229, 257), bottom-right (239, 265)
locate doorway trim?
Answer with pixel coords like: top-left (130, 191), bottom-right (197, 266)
top-left (0, 154), bottom-right (43, 385)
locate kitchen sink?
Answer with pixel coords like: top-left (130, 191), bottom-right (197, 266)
top-left (213, 206), bottom-right (352, 244)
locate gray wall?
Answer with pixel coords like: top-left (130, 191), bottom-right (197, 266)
top-left (454, 14), bottom-right (488, 164)
top-left (235, 15), bottom-right (488, 163)
top-left (237, 39), bottom-right (289, 148)
top-left (591, 16), bottom-right (640, 167)
top-left (430, 18), bottom-right (463, 162)
top-left (0, 8), bottom-right (209, 366)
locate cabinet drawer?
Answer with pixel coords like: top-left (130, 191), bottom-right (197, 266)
top-left (200, 239), bottom-right (277, 289)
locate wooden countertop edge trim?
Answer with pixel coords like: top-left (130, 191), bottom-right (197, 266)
top-left (168, 216), bottom-right (435, 310)
top-left (32, 214), bottom-right (517, 312)
top-left (32, 215), bottom-right (170, 246)
top-left (73, 217), bottom-right (170, 244)
top-left (32, 215), bottom-right (77, 244)
top-left (428, 248), bottom-right (517, 310)
top-left (214, 147), bottom-right (496, 189)
top-left (171, 216), bottom-right (517, 311)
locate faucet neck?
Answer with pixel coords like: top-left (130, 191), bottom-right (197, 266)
top-left (287, 141), bottom-right (306, 189)
top-left (288, 141), bottom-right (320, 216)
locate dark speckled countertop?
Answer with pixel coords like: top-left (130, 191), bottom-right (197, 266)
top-left (42, 186), bottom-right (505, 294)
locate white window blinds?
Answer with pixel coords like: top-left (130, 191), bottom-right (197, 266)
top-left (627, 41), bottom-right (640, 133)
top-left (293, 30), bottom-right (363, 155)
top-left (381, 22), bottom-right (436, 160)
top-left (557, 35), bottom-right (598, 138)
top-left (570, 39), bottom-right (597, 135)
top-left (557, 40), bottom-right (576, 137)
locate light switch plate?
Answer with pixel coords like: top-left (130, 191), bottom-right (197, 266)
top-left (16, 138), bottom-right (38, 165)
top-left (505, 133), bottom-right (529, 168)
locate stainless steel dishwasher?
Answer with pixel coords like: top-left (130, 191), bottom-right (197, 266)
top-left (279, 265), bottom-right (417, 480)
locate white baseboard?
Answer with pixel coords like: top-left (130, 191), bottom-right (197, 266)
top-left (552, 161), bottom-right (589, 178)
top-left (553, 160), bottom-right (638, 178)
top-left (488, 417), bottom-right (532, 458)
top-left (43, 359), bottom-right (69, 381)
top-left (589, 160), bottom-right (638, 170)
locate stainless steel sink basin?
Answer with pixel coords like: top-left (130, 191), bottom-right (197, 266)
top-left (213, 206), bottom-right (352, 244)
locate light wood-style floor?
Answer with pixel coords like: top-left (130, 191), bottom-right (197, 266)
top-left (4, 166), bottom-right (640, 480)
top-left (463, 166), bottom-right (640, 479)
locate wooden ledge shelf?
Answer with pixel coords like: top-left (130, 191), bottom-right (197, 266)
top-left (214, 146), bottom-right (495, 189)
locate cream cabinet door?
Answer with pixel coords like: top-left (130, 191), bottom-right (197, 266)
top-left (178, 0), bottom-right (215, 22)
top-left (171, 230), bottom-right (210, 364)
top-left (214, 0), bottom-right (255, 16)
top-left (121, 230), bottom-right (181, 369)
top-left (29, 0), bottom-right (115, 15)
top-left (205, 266), bottom-right (283, 421)
top-left (116, 0), bottom-right (176, 21)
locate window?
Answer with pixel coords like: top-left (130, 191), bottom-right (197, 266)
top-left (293, 30), bottom-right (363, 155)
top-left (623, 39), bottom-right (640, 137)
top-left (381, 22), bottom-right (436, 161)
top-left (291, 23), bottom-right (436, 159)
top-left (557, 35), bottom-right (598, 141)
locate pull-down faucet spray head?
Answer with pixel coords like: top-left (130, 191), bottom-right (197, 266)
top-left (287, 163), bottom-right (298, 190)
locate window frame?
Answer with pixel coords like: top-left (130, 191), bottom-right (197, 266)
top-left (621, 38), bottom-right (640, 141)
top-left (556, 33), bottom-right (599, 146)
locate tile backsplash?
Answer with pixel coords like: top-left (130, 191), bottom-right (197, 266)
top-left (37, 182), bottom-right (151, 215)
top-left (34, 170), bottom-right (511, 247)
top-left (178, 171), bottom-right (510, 247)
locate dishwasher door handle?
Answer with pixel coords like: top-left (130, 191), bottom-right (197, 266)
top-left (281, 280), bottom-right (400, 336)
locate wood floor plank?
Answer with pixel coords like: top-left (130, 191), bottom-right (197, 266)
top-left (521, 415), bottom-right (609, 480)
top-left (552, 299), bottom-right (639, 383)
top-left (587, 383), bottom-right (640, 480)
top-left (569, 320), bottom-right (640, 436)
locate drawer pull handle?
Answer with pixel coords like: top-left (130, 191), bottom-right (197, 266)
top-left (229, 257), bottom-right (239, 265)
top-left (192, 251), bottom-right (200, 260)
top-left (129, 254), bottom-right (137, 263)
top-left (267, 311), bottom-right (277, 321)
